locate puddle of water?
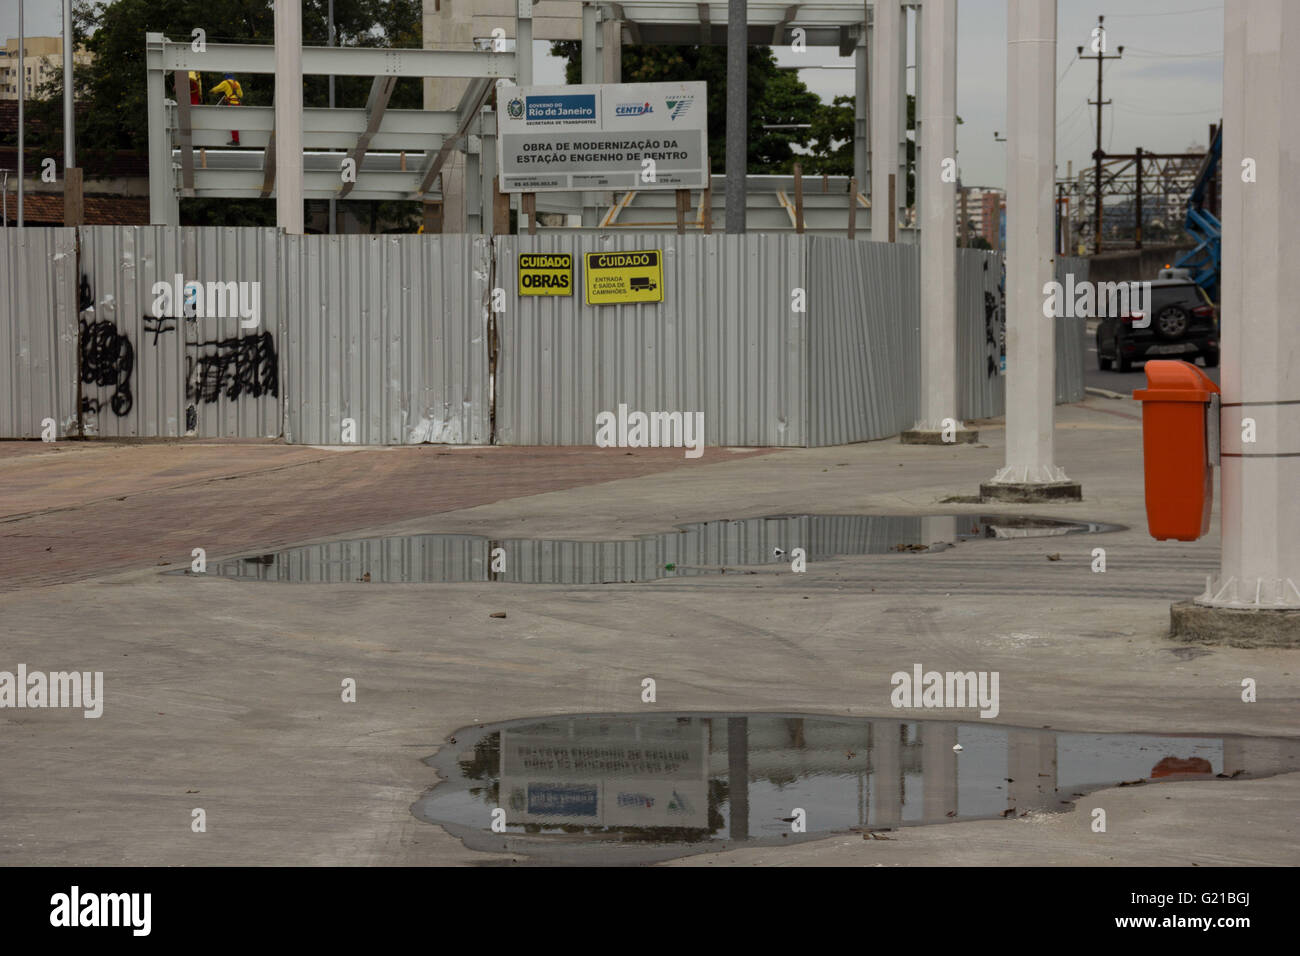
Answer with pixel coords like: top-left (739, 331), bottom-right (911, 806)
top-left (180, 514), bottom-right (1121, 584)
top-left (411, 713), bottom-right (1299, 865)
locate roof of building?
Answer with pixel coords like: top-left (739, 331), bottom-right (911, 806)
top-left (1, 190), bottom-right (149, 226)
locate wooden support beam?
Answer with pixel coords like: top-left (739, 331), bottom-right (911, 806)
top-left (888, 173), bottom-right (896, 242)
top-left (62, 167), bottom-right (84, 226)
top-left (675, 188), bottom-right (688, 234)
top-left (793, 162), bottom-right (805, 234)
top-left (847, 176), bottom-right (857, 239)
top-left (522, 191), bottom-right (536, 235)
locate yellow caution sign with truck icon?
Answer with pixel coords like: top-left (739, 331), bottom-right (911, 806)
top-left (584, 250), bottom-right (664, 305)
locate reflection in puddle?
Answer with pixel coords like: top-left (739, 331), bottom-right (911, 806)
top-left (184, 514), bottom-right (1121, 584)
top-left (411, 713), bottom-right (1299, 864)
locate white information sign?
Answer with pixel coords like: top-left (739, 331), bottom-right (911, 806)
top-left (496, 81), bottom-right (709, 193)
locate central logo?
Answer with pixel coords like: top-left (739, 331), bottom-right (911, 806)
top-left (506, 96), bottom-right (524, 119)
top-left (615, 101), bottom-right (653, 116)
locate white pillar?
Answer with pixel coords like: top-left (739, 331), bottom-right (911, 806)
top-left (275, 0), bottom-right (304, 234)
top-left (870, 0), bottom-right (904, 242)
top-left (987, 0), bottom-right (1069, 486)
top-left (145, 34), bottom-right (178, 226)
top-left (1201, 0), bottom-right (1300, 608)
top-left (916, 0), bottom-right (959, 431)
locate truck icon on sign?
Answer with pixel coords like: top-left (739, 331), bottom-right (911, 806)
top-left (629, 277), bottom-right (657, 292)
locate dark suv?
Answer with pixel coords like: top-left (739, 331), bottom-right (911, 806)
top-left (1096, 279), bottom-right (1218, 372)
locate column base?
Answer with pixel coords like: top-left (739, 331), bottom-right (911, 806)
top-left (900, 429), bottom-right (979, 445)
top-left (979, 481), bottom-right (1082, 503)
top-left (1171, 601), bottom-right (1300, 648)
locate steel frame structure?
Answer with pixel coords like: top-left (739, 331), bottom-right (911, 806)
top-left (145, 32), bottom-right (515, 225)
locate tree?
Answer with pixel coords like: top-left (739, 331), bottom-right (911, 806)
top-left (18, 0), bottom-right (422, 227)
top-left (549, 41), bottom-right (822, 174)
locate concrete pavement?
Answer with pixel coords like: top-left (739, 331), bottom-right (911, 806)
top-left (0, 395), bottom-right (1296, 866)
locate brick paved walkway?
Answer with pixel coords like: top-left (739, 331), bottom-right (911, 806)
top-left (0, 441), bottom-right (772, 590)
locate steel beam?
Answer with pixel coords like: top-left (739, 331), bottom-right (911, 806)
top-left (415, 78), bottom-right (493, 197)
top-left (337, 75), bottom-right (397, 199)
top-left (151, 40), bottom-right (515, 78)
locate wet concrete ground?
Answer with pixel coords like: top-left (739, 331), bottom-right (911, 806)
top-left (1, 396), bottom-right (1297, 866)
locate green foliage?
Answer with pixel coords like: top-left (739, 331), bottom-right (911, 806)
top-left (549, 41), bottom-right (821, 174)
top-left (800, 95), bottom-right (853, 176)
top-left (15, 0), bottom-right (422, 227)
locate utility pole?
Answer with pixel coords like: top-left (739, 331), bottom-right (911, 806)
top-left (1079, 15), bottom-right (1122, 253)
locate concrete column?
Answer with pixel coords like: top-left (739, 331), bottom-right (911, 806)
top-left (920, 722), bottom-right (958, 823)
top-left (870, 720), bottom-right (903, 829)
top-left (904, 0), bottom-right (973, 443)
top-left (601, 16), bottom-right (621, 83)
top-left (727, 717), bottom-right (749, 841)
top-left (581, 3), bottom-right (598, 83)
top-left (870, 0), bottom-right (903, 242)
top-left (274, 0), bottom-right (304, 234)
top-left (1006, 728), bottom-right (1057, 813)
top-left (1176, 0), bottom-right (1300, 641)
top-left (981, 0), bottom-right (1079, 500)
top-left (725, 0), bottom-right (747, 234)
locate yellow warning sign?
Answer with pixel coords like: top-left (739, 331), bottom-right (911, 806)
top-left (584, 250), bottom-right (664, 305)
top-left (518, 253), bottom-right (574, 296)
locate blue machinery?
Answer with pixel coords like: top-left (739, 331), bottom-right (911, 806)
top-left (1174, 123), bottom-right (1222, 305)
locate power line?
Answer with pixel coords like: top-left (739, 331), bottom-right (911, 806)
top-left (1114, 103), bottom-right (1222, 117)
top-left (1124, 47), bottom-right (1222, 58)
top-left (1107, 5), bottom-right (1221, 18)
top-left (1058, 52), bottom-right (1078, 84)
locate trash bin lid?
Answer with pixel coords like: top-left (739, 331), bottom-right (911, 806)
top-left (1132, 359), bottom-right (1221, 402)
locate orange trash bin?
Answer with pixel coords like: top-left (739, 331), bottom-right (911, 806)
top-left (1132, 360), bottom-right (1220, 541)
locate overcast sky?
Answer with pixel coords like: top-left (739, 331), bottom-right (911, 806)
top-left (3, 0), bottom-right (1224, 188)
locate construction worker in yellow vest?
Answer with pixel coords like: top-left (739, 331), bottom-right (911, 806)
top-left (210, 73), bottom-right (243, 146)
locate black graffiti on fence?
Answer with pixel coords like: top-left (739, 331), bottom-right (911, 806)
top-left (982, 259), bottom-right (1006, 379)
top-left (79, 274), bottom-right (135, 417)
top-left (186, 332), bottom-right (279, 404)
top-left (142, 314), bottom-right (176, 345)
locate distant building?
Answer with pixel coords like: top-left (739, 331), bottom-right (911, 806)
top-left (1, 102), bottom-right (149, 226)
top-left (956, 186), bottom-right (1004, 248)
top-left (0, 36), bottom-right (92, 101)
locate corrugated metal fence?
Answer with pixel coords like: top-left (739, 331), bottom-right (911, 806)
top-left (495, 233), bottom-right (805, 446)
top-left (1, 228), bottom-right (77, 439)
top-left (2, 227), bottom-right (1086, 447)
top-left (281, 234), bottom-right (491, 445)
top-left (807, 238), bottom-right (920, 445)
top-left (957, 249), bottom-right (1090, 420)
